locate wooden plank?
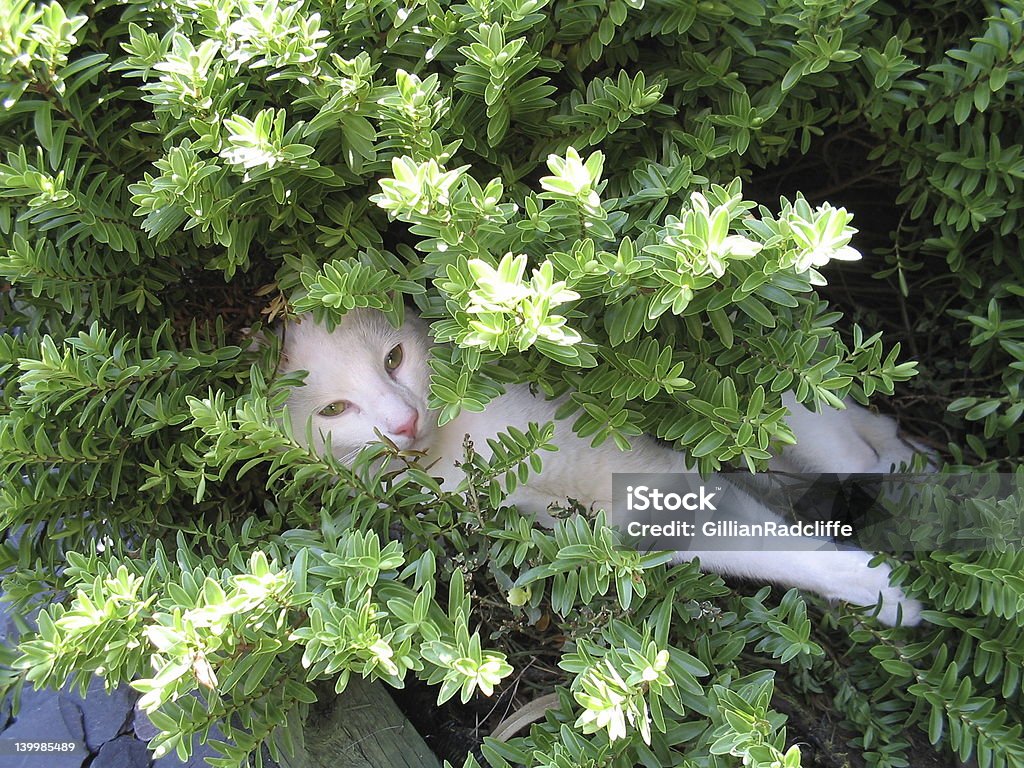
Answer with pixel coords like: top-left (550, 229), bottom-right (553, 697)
top-left (281, 677), bottom-right (441, 768)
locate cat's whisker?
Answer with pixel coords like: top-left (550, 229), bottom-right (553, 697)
top-left (333, 447), bottom-right (363, 465)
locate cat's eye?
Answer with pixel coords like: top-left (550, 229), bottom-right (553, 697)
top-left (385, 344), bottom-right (403, 373)
top-left (318, 401), bottom-right (347, 417)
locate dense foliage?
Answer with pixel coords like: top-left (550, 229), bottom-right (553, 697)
top-left (1, 0), bottom-right (1023, 767)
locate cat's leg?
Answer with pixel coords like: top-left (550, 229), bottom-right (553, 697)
top-left (567, 447), bottom-right (922, 626)
top-left (843, 399), bottom-right (936, 472)
top-left (673, 545), bottom-right (920, 626)
top-left (658, 477), bottom-right (922, 626)
top-left (591, 482), bottom-right (921, 625)
top-left (773, 392), bottom-right (931, 473)
top-left (480, 387), bottom-right (922, 625)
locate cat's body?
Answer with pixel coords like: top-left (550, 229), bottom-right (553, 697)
top-left (280, 309), bottom-right (924, 626)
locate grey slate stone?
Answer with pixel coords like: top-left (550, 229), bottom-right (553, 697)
top-left (0, 746), bottom-right (87, 768)
top-left (3, 684), bottom-right (57, 721)
top-left (0, 688), bottom-right (87, 768)
top-left (57, 694), bottom-right (87, 743)
top-left (92, 735), bottom-right (152, 768)
top-left (133, 702), bottom-right (160, 741)
top-left (0, 594), bottom-right (142, 766)
top-left (60, 675), bottom-right (136, 750)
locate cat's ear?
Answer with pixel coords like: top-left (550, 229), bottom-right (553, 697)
top-left (241, 324), bottom-right (287, 364)
top-left (399, 309), bottom-right (432, 344)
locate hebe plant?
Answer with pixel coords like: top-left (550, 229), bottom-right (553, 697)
top-left (1, 1), bottom-right (1022, 767)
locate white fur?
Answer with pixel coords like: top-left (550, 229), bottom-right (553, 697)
top-left (281, 309), bottom-right (925, 626)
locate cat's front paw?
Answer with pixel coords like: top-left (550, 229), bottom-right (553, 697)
top-left (872, 583), bottom-right (923, 627)
top-left (831, 551), bottom-right (922, 627)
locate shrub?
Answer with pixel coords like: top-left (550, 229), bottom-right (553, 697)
top-left (1, 1), bottom-right (1022, 767)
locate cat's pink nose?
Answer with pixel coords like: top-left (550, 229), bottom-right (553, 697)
top-left (392, 412), bottom-right (418, 439)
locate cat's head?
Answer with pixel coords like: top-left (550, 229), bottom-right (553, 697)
top-left (278, 309), bottom-right (434, 460)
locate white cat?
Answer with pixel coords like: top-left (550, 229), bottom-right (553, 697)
top-left (278, 308), bottom-right (925, 626)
